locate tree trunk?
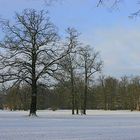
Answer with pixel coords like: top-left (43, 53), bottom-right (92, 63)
top-left (76, 107), bottom-right (79, 115)
top-left (29, 82), bottom-right (37, 116)
top-left (104, 93), bottom-right (107, 110)
top-left (75, 97), bottom-right (79, 114)
top-left (71, 66), bottom-right (75, 115)
top-left (72, 89), bottom-right (75, 115)
top-left (83, 85), bottom-right (87, 114)
top-left (29, 51), bottom-right (37, 116)
top-left (83, 75), bottom-right (87, 115)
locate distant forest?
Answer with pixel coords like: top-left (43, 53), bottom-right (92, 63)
top-left (1, 75), bottom-right (140, 113)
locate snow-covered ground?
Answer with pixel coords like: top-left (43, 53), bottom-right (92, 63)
top-left (1, 110), bottom-right (140, 140)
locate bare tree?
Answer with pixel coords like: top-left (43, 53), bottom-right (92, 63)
top-left (97, 0), bottom-right (122, 7)
top-left (0, 9), bottom-right (73, 116)
top-left (44, 0), bottom-right (140, 17)
top-left (78, 46), bottom-right (103, 115)
top-left (44, 0), bottom-right (122, 7)
top-left (60, 28), bottom-right (80, 115)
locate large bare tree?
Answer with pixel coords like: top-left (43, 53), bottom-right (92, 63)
top-left (0, 9), bottom-right (72, 116)
top-left (60, 28), bottom-right (80, 115)
top-left (78, 46), bottom-right (103, 115)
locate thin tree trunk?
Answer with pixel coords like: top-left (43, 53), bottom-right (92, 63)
top-left (72, 93), bottom-right (75, 115)
top-left (83, 73), bottom-right (87, 115)
top-left (76, 106), bottom-right (79, 114)
top-left (75, 97), bottom-right (79, 114)
top-left (71, 82), bottom-right (75, 115)
top-left (104, 93), bottom-right (107, 110)
top-left (70, 62), bottom-right (75, 115)
top-left (83, 85), bottom-right (87, 114)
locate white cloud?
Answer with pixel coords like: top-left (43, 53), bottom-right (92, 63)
top-left (82, 26), bottom-right (140, 77)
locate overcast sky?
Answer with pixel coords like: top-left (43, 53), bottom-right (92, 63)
top-left (0, 0), bottom-right (140, 77)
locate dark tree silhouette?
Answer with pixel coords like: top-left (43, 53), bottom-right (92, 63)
top-left (0, 9), bottom-right (73, 116)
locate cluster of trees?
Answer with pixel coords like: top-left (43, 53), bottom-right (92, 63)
top-left (0, 0), bottom-right (140, 116)
top-left (1, 75), bottom-right (140, 113)
top-left (94, 76), bottom-right (140, 111)
top-left (0, 9), bottom-right (102, 115)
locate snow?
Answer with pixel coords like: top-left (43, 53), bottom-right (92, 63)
top-left (1, 110), bottom-right (140, 140)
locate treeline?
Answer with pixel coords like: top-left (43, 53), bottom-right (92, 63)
top-left (1, 75), bottom-right (140, 112)
top-left (94, 76), bottom-right (140, 111)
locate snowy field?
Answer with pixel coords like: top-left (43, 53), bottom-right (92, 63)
top-left (1, 110), bottom-right (140, 140)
